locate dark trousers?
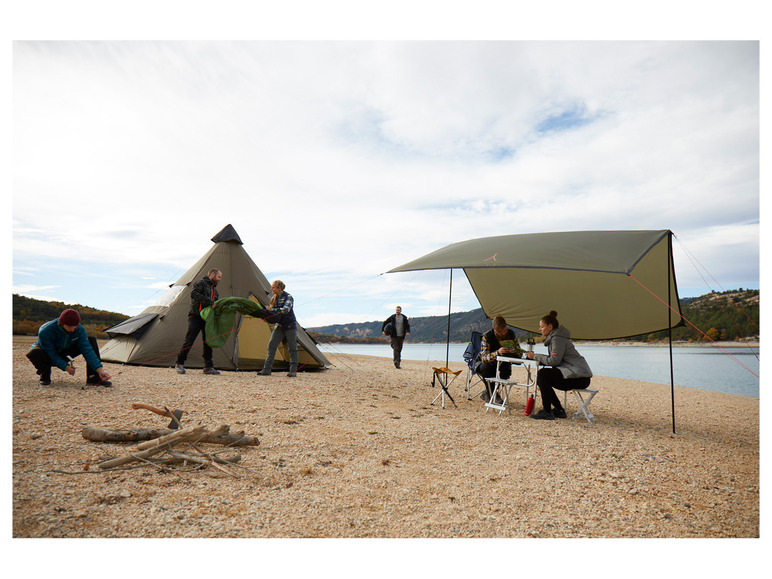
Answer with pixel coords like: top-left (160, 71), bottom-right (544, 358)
top-left (536, 367), bottom-right (591, 411)
top-left (176, 314), bottom-right (213, 367)
top-left (477, 361), bottom-right (512, 400)
top-left (26, 336), bottom-right (103, 381)
top-left (390, 335), bottom-right (405, 364)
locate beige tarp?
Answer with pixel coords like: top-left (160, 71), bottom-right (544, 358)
top-left (388, 230), bottom-right (682, 340)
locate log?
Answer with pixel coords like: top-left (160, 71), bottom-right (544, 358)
top-left (81, 426), bottom-right (170, 443)
top-left (82, 424), bottom-right (260, 447)
top-left (97, 426), bottom-right (206, 470)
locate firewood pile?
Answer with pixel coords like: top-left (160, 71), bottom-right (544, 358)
top-left (78, 423), bottom-right (260, 476)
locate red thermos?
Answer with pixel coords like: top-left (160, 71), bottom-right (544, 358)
top-left (524, 394), bottom-right (535, 416)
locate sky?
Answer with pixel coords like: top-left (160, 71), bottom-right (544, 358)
top-left (7, 5), bottom-right (763, 335)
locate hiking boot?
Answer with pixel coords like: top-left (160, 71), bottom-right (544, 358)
top-left (553, 407), bottom-right (567, 419)
top-left (39, 377), bottom-right (51, 386)
top-left (203, 367), bottom-right (220, 375)
top-left (531, 409), bottom-right (555, 420)
top-left (257, 369), bottom-right (271, 376)
top-left (287, 371), bottom-right (297, 378)
top-left (175, 364), bottom-right (186, 374)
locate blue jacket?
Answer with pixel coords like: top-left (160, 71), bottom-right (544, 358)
top-left (32, 319), bottom-right (102, 371)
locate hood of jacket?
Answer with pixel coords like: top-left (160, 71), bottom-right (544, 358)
top-left (544, 324), bottom-right (571, 345)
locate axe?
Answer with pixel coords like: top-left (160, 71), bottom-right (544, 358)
top-left (132, 403), bottom-right (184, 429)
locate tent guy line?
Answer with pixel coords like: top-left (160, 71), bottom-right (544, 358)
top-left (628, 273), bottom-right (759, 378)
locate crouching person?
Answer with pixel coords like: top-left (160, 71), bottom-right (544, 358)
top-left (26, 308), bottom-right (112, 387)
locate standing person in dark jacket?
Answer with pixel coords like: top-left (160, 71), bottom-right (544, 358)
top-left (175, 268), bottom-right (221, 375)
top-left (26, 308), bottom-right (113, 387)
top-left (258, 280), bottom-right (299, 377)
top-left (382, 306), bottom-right (410, 368)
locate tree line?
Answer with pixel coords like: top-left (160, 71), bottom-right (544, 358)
top-left (12, 294), bottom-right (129, 339)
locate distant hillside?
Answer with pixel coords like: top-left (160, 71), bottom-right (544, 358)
top-left (309, 308), bottom-right (505, 344)
top-left (13, 288), bottom-right (759, 345)
top-left (308, 289), bottom-right (760, 344)
top-left (12, 294), bottom-right (129, 339)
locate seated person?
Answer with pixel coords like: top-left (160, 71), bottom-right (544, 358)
top-left (476, 315), bottom-right (523, 403)
top-left (26, 308), bottom-right (112, 387)
top-left (525, 310), bottom-right (592, 420)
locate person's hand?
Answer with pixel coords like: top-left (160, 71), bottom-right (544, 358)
top-left (97, 368), bottom-right (112, 381)
top-left (212, 302), bottom-right (217, 309)
top-left (66, 365), bottom-right (76, 376)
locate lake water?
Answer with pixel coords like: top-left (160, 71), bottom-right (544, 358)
top-left (319, 343), bottom-right (760, 398)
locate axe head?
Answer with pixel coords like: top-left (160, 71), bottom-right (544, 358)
top-left (167, 408), bottom-right (184, 429)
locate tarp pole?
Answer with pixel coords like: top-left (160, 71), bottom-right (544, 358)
top-left (446, 269), bottom-right (453, 368)
top-left (668, 232), bottom-right (676, 434)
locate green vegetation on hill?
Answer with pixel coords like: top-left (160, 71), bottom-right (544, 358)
top-left (12, 294), bottom-right (129, 339)
top-left (308, 289), bottom-right (759, 344)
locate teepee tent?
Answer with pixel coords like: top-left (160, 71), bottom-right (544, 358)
top-left (101, 224), bottom-right (330, 371)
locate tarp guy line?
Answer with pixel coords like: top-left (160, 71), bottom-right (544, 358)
top-left (629, 273), bottom-right (759, 378)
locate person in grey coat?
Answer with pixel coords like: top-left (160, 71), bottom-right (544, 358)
top-left (525, 310), bottom-right (592, 420)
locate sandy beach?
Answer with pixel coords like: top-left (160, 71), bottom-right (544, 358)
top-left (11, 336), bottom-right (760, 542)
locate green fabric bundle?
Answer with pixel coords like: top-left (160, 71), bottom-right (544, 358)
top-left (200, 296), bottom-right (271, 348)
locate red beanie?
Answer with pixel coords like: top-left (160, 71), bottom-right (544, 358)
top-left (59, 308), bottom-right (81, 326)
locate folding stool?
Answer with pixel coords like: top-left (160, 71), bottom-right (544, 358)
top-left (563, 388), bottom-right (599, 423)
top-left (431, 367), bottom-right (461, 409)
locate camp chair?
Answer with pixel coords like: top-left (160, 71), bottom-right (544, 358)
top-left (562, 388), bottom-right (599, 423)
top-left (431, 367), bottom-right (461, 409)
top-left (463, 331), bottom-right (486, 400)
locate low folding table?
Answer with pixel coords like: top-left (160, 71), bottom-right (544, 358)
top-left (484, 356), bottom-right (539, 415)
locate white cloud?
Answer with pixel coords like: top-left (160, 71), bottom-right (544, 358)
top-left (11, 40), bottom-right (759, 322)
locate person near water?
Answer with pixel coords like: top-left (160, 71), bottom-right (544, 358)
top-left (382, 306), bottom-right (410, 368)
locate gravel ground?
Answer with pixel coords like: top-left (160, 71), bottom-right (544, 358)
top-left (10, 340), bottom-right (761, 569)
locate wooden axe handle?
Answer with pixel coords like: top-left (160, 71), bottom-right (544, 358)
top-left (132, 403), bottom-right (172, 417)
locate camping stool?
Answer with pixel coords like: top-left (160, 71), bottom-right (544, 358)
top-left (431, 367), bottom-right (461, 409)
top-left (562, 388), bottom-right (599, 423)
